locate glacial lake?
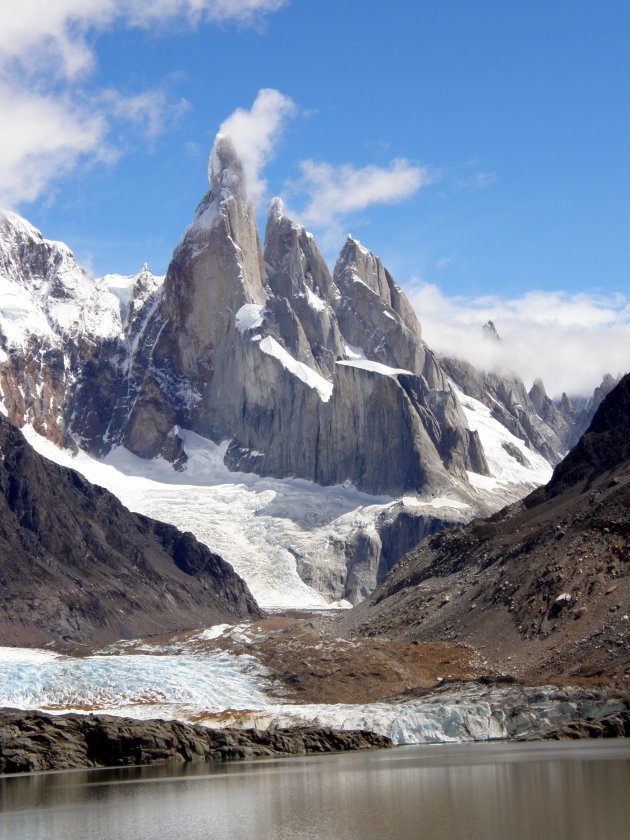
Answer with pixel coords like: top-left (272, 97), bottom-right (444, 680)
top-left (0, 740), bottom-right (628, 840)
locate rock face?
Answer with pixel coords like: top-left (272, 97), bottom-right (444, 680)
top-left (342, 375), bottom-right (630, 688)
top-left (104, 150), bottom-right (484, 497)
top-left (0, 414), bottom-right (260, 646)
top-left (0, 709), bottom-right (392, 774)
top-left (0, 138), bottom-right (541, 501)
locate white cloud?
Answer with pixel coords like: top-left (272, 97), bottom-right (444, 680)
top-left (0, 83), bottom-right (193, 207)
top-left (219, 89), bottom-right (296, 204)
top-left (127, 0), bottom-right (288, 27)
top-left (0, 0), bottom-right (287, 79)
top-left (0, 82), bottom-right (107, 206)
top-left (289, 158), bottom-right (429, 242)
top-left (0, 0), bottom-right (287, 207)
top-left (100, 89), bottom-right (191, 141)
top-left (408, 282), bottom-right (630, 398)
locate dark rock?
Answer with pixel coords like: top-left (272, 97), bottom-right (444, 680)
top-left (0, 414), bottom-right (261, 647)
top-left (0, 709), bottom-right (392, 774)
top-left (522, 710), bottom-right (630, 740)
top-left (546, 374), bottom-right (630, 495)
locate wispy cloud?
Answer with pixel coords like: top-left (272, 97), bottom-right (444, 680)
top-left (0, 0), bottom-right (287, 207)
top-left (286, 158), bottom-right (430, 244)
top-left (0, 82), bottom-right (107, 206)
top-left (409, 282), bottom-right (630, 397)
top-left (0, 1), bottom-right (288, 80)
top-left (219, 89), bottom-right (297, 205)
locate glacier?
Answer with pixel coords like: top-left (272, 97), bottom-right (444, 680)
top-left (21, 421), bottom-right (548, 610)
top-left (0, 640), bottom-right (622, 746)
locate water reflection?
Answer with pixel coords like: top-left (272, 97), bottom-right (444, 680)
top-left (1, 741), bottom-right (628, 840)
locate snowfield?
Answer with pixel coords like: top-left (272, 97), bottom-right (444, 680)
top-left (22, 416), bottom-right (550, 611)
top-left (452, 385), bottom-right (553, 488)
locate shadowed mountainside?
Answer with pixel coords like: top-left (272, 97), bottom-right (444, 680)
top-left (0, 415), bottom-right (261, 647)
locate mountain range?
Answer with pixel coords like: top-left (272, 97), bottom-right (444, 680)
top-left (0, 134), bottom-right (621, 607)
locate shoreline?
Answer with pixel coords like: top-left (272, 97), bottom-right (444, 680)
top-left (0, 708), bottom-right (392, 775)
top-left (1, 706), bottom-right (629, 776)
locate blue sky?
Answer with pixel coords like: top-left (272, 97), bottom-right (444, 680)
top-left (0, 0), bottom-right (627, 393)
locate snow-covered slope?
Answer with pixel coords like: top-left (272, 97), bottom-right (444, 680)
top-left (0, 209), bottom-right (163, 450)
top-left (0, 210), bottom-right (123, 346)
top-left (23, 425), bottom-right (476, 609)
top-left (452, 385), bottom-right (553, 488)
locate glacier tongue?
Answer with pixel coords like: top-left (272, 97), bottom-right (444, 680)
top-left (0, 646), bottom-right (273, 717)
top-left (21, 420), bottom-right (547, 610)
top-left (0, 643), bottom-right (622, 746)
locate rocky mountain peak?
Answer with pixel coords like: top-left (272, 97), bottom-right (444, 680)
top-left (264, 199), bottom-right (339, 305)
top-left (0, 210), bottom-right (123, 350)
top-left (208, 133), bottom-right (248, 201)
top-left (546, 372), bottom-right (630, 495)
top-left (333, 236), bottom-right (421, 341)
top-left (1, 142), bottom-right (599, 509)
top-left (528, 378), bottom-right (548, 411)
top-left (100, 266), bottom-right (162, 332)
top-left (483, 319), bottom-right (500, 341)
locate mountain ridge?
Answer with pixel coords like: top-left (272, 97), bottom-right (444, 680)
top-left (340, 375), bottom-right (630, 687)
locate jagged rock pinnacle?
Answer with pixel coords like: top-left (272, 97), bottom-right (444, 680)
top-left (483, 320), bottom-right (500, 341)
top-left (208, 134), bottom-right (247, 200)
top-left (267, 196), bottom-right (285, 220)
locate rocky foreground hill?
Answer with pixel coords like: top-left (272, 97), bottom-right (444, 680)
top-left (340, 375), bottom-right (630, 689)
top-left (0, 415), bottom-right (260, 647)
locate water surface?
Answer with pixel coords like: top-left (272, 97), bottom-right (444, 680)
top-left (1, 740), bottom-right (628, 840)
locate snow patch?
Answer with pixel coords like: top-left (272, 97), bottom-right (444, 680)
top-left (235, 303), bottom-right (265, 333)
top-left (337, 358), bottom-right (413, 377)
top-left (305, 286), bottom-right (326, 312)
top-left (0, 276), bottom-right (57, 347)
top-left (466, 471), bottom-right (502, 492)
top-left (259, 336), bottom-right (333, 402)
top-left (400, 495), bottom-right (471, 512)
top-left (343, 343), bottom-right (367, 360)
top-left (100, 272), bottom-right (139, 311)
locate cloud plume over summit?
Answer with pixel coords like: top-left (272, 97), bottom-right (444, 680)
top-left (0, 0), bottom-right (288, 207)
